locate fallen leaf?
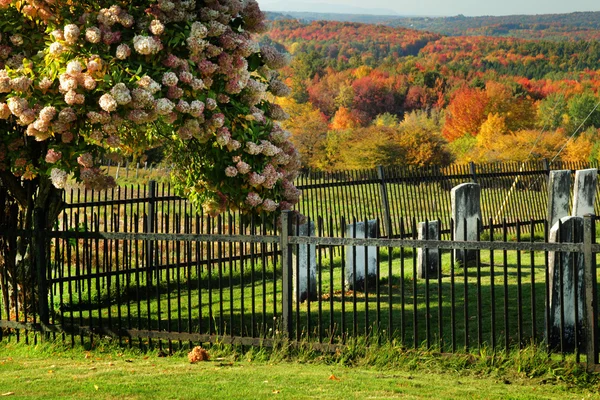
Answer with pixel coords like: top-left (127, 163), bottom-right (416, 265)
top-left (1, 393), bottom-right (15, 397)
top-left (108, 362), bottom-right (114, 367)
top-left (94, 385), bottom-right (99, 391)
top-left (48, 370), bottom-right (54, 374)
top-left (328, 374), bottom-right (340, 381)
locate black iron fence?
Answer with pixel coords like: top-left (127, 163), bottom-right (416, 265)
top-left (59, 159), bottom-right (600, 242)
top-left (1, 209), bottom-right (600, 368)
top-left (294, 159), bottom-right (600, 237)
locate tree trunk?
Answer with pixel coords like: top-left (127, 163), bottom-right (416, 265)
top-left (0, 174), bottom-right (63, 323)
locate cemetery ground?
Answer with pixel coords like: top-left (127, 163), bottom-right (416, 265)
top-left (0, 339), bottom-right (598, 399)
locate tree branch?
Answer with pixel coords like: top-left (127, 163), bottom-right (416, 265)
top-left (0, 171), bottom-right (28, 208)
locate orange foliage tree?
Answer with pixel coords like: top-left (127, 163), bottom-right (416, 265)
top-left (329, 107), bottom-right (363, 130)
top-left (442, 86), bottom-right (489, 141)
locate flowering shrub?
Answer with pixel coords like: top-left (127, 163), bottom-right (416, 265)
top-left (0, 0), bottom-right (301, 216)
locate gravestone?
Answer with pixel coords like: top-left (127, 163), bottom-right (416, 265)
top-left (547, 170), bottom-right (571, 230)
top-left (417, 220), bottom-right (439, 279)
top-left (547, 216), bottom-right (585, 352)
top-left (572, 168), bottom-right (598, 217)
top-left (451, 183), bottom-right (481, 265)
top-left (292, 221), bottom-right (317, 303)
top-left (345, 220), bottom-right (378, 291)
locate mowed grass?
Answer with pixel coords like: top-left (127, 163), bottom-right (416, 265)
top-left (0, 341), bottom-right (597, 400)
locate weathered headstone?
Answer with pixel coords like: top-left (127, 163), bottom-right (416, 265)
top-left (451, 183), bottom-right (481, 265)
top-left (572, 168), bottom-right (598, 217)
top-left (345, 220), bottom-right (378, 291)
top-left (547, 170), bottom-right (571, 230)
top-left (547, 216), bottom-right (585, 352)
top-left (292, 222), bottom-right (317, 303)
top-left (417, 220), bottom-right (439, 279)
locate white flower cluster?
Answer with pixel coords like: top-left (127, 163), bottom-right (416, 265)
top-left (99, 93), bottom-right (118, 112)
top-left (156, 98), bottom-right (175, 115)
top-left (110, 83), bottom-right (132, 105)
top-left (50, 168), bottom-right (68, 189)
top-left (150, 20), bottom-right (165, 35)
top-left (133, 35), bottom-right (162, 55)
top-left (116, 44), bottom-right (131, 59)
top-left (85, 27), bottom-right (101, 43)
top-left (64, 24), bottom-right (80, 44)
top-left (97, 5), bottom-right (134, 27)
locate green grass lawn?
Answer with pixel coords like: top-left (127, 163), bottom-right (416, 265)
top-left (0, 341), bottom-right (597, 400)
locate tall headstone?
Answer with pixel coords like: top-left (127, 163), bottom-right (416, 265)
top-left (572, 168), bottom-right (597, 217)
top-left (547, 170), bottom-right (571, 230)
top-left (345, 220), bottom-right (378, 291)
top-left (451, 183), bottom-right (481, 265)
top-left (417, 220), bottom-right (439, 279)
top-left (292, 222), bottom-right (317, 303)
top-left (547, 216), bottom-right (585, 352)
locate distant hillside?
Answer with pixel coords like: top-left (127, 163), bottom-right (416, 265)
top-left (261, 2), bottom-right (398, 17)
top-left (388, 11), bottom-right (600, 40)
top-left (265, 19), bottom-right (600, 79)
top-left (266, 20), bottom-right (441, 67)
top-left (267, 10), bottom-right (600, 41)
top-left (266, 11), bottom-right (399, 25)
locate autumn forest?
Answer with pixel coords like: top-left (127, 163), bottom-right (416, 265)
top-left (262, 12), bottom-right (600, 171)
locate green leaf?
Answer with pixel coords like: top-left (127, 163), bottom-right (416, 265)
top-left (247, 53), bottom-right (262, 72)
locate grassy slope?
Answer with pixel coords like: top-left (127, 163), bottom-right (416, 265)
top-left (0, 341), bottom-right (595, 400)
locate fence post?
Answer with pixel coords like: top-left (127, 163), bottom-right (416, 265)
top-left (146, 180), bottom-right (156, 279)
top-left (584, 214), bottom-right (598, 369)
top-left (469, 161), bottom-right (478, 184)
top-left (280, 210), bottom-right (293, 339)
top-left (543, 158), bottom-right (550, 174)
top-left (34, 208), bottom-right (50, 329)
top-left (376, 166), bottom-right (393, 238)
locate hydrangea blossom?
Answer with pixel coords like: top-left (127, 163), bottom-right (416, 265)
top-left (0, 0), bottom-right (300, 216)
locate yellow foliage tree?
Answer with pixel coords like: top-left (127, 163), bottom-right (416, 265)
top-left (278, 98), bottom-right (329, 168)
top-left (482, 129), bottom-right (566, 162)
top-left (395, 110), bottom-right (453, 167)
top-left (562, 128), bottom-right (600, 163)
top-left (476, 113), bottom-right (508, 151)
top-left (485, 81), bottom-right (536, 132)
top-left (353, 65), bottom-right (373, 79)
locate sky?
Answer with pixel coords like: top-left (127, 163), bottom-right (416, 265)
top-left (257, 0), bottom-right (600, 17)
